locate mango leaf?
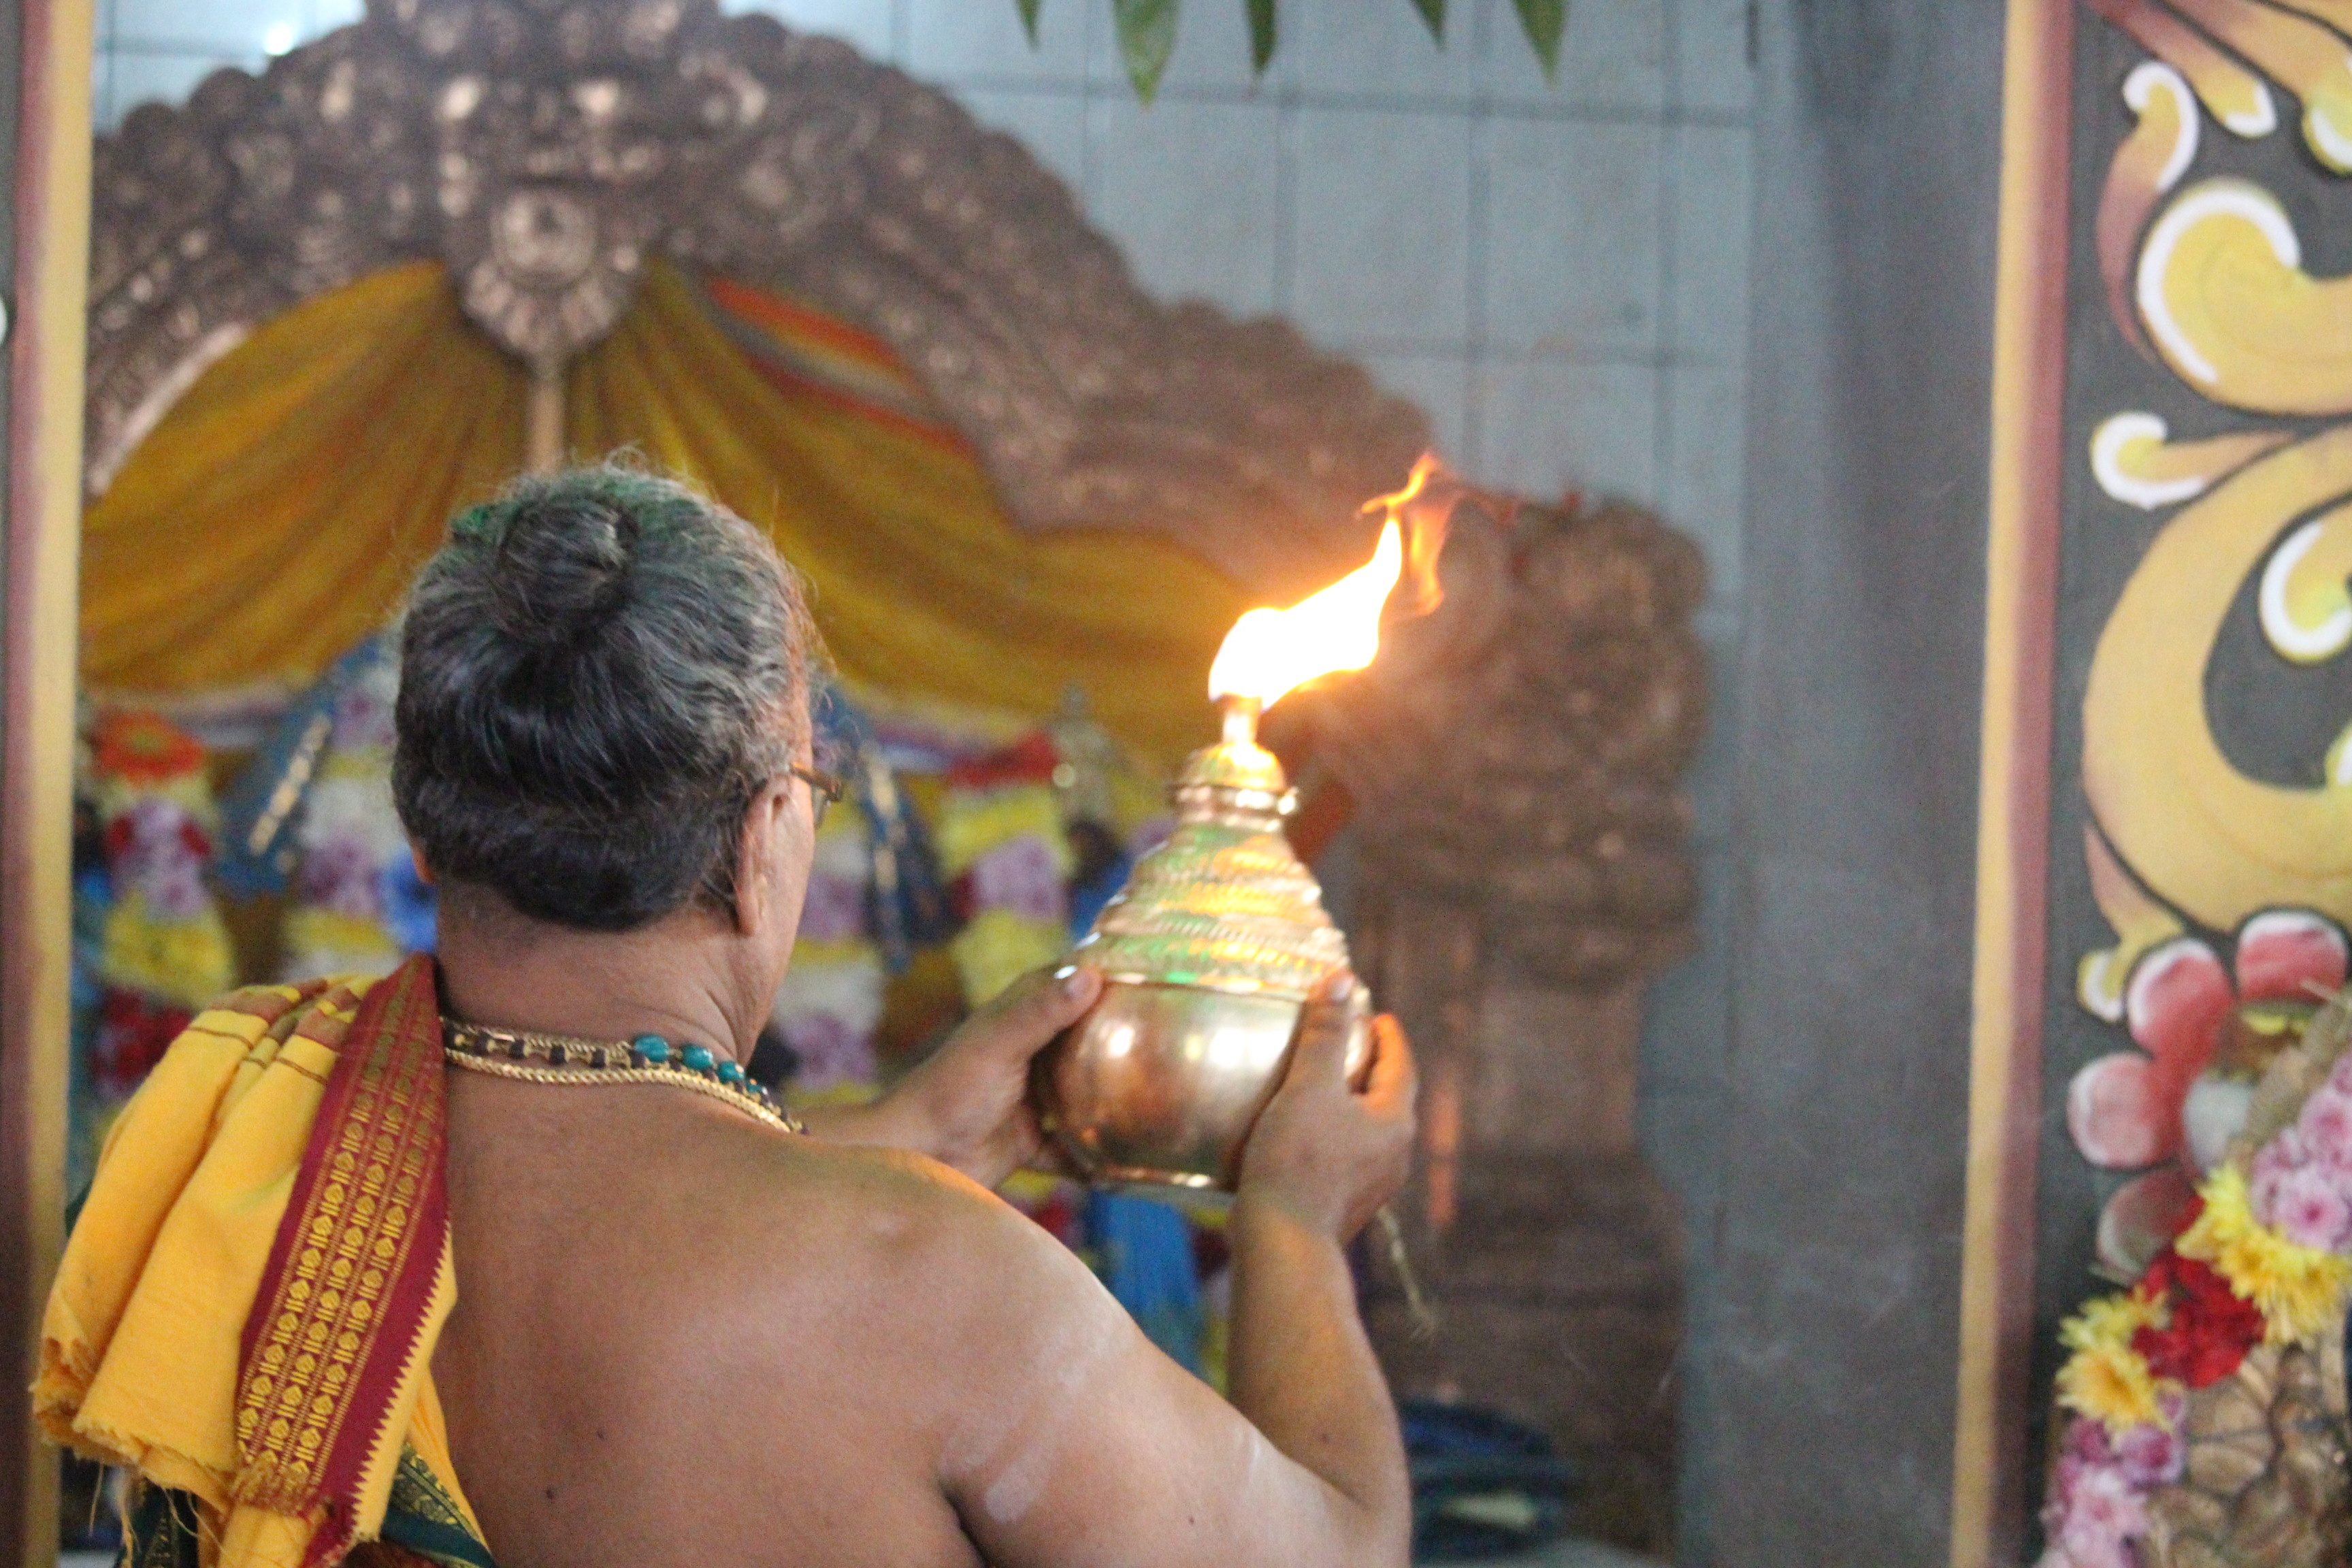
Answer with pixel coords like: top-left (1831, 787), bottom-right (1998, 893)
top-left (1247, 0), bottom-right (1277, 74)
top-left (1015, 0), bottom-right (1042, 46)
top-left (1411, 0), bottom-right (1446, 45)
top-left (1511, 0), bottom-right (1565, 80)
top-left (1113, 0), bottom-right (1179, 103)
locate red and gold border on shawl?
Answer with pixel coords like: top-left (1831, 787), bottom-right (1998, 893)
top-left (199, 979), bottom-right (333, 1037)
top-left (232, 956), bottom-right (450, 1565)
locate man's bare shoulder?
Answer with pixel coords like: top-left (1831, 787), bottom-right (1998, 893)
top-left (676, 1117), bottom-right (1107, 1365)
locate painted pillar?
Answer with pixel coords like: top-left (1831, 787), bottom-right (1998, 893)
top-left (1, 3), bottom-right (93, 1565)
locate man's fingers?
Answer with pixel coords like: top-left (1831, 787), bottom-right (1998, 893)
top-left (1362, 1013), bottom-right (1417, 1113)
top-left (970, 964), bottom-right (1102, 1054)
top-left (1019, 1111), bottom-right (1075, 1178)
top-left (1285, 970), bottom-right (1359, 1089)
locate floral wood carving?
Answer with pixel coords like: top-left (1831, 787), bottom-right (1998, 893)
top-left (2142, 1333), bottom-right (2351, 1568)
top-left (84, 0), bottom-right (1428, 597)
top-left (1312, 493), bottom-right (1709, 990)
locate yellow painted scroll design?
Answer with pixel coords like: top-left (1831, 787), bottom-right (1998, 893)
top-left (2089, 0), bottom-right (2352, 167)
top-left (2082, 424), bottom-right (2352, 932)
top-left (2087, 0), bottom-right (2280, 140)
top-left (2089, 411), bottom-right (2287, 510)
top-left (2077, 5), bottom-right (2352, 942)
top-left (2137, 178), bottom-right (2352, 414)
top-left (2160, 0), bottom-right (2352, 169)
top-left (2098, 63), bottom-right (2202, 356)
top-left (2261, 497), bottom-right (2352, 667)
top-left (2078, 825), bottom-right (2188, 1023)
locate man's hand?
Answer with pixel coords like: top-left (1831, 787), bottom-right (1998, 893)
top-left (1237, 972), bottom-right (1416, 1243)
top-left (800, 964), bottom-right (1103, 1188)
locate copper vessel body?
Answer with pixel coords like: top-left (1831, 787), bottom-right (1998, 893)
top-left (1038, 703), bottom-right (1369, 1190)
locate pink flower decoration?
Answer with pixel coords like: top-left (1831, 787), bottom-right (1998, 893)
top-left (2261, 1162), bottom-right (2352, 1251)
top-left (969, 837), bottom-right (1069, 925)
top-left (2253, 1152), bottom-right (2296, 1225)
top-left (2071, 938), bottom-right (2233, 1170)
top-left (2114, 1407), bottom-right (2185, 1489)
top-left (2300, 1086), bottom-right (2352, 1173)
top-left (331, 685), bottom-right (396, 751)
top-left (111, 798), bottom-right (213, 919)
top-left (781, 1013), bottom-right (877, 1092)
top-left (2069, 913), bottom-right (2349, 1270)
top-left (796, 870), bottom-right (868, 943)
top-left (2237, 909), bottom-right (2349, 1004)
top-left (2048, 1462), bottom-right (2149, 1568)
top-left (297, 833), bottom-right (382, 920)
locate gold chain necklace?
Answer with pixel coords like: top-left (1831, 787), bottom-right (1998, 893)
top-left (442, 1019), bottom-right (804, 1134)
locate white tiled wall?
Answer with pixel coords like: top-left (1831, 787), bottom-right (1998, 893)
top-left (93, 1), bottom-right (1754, 1545)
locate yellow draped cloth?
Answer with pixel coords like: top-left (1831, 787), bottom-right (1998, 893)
top-left (37, 961), bottom-right (476, 1568)
top-left (81, 259), bottom-right (1249, 762)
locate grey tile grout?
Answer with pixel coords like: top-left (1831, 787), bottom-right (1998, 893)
top-left (1460, 0), bottom-right (1492, 475)
top-left (893, 77), bottom-right (1750, 129)
top-left (1653, 0), bottom-right (1683, 510)
top-left (1271, 78), bottom-right (1298, 319)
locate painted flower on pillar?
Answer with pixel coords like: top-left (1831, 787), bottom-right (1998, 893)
top-left (2070, 911), bottom-right (2349, 1276)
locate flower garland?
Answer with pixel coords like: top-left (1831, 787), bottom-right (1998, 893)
top-left (936, 733), bottom-right (1076, 1007)
top-left (773, 802), bottom-right (889, 1104)
top-left (280, 651), bottom-right (435, 977)
top-left (2042, 1034), bottom-right (2352, 1566)
top-left (86, 710), bottom-right (235, 1106)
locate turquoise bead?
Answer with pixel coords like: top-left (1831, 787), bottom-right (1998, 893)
top-left (681, 1044), bottom-right (715, 1073)
top-left (632, 1034), bottom-right (670, 1064)
top-left (717, 1060), bottom-right (745, 1085)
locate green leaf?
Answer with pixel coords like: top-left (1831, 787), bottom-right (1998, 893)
top-left (1409, 0), bottom-right (1446, 46)
top-left (1113, 0), bottom-right (1180, 103)
top-left (1511, 0), bottom-right (1565, 80)
top-left (1247, 0), bottom-right (1277, 75)
top-left (1014, 0), bottom-right (1042, 46)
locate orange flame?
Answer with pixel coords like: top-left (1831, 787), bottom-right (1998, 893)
top-left (1206, 455), bottom-right (1454, 708)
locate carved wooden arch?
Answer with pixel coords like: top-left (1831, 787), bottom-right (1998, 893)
top-left (84, 0), bottom-right (1430, 598)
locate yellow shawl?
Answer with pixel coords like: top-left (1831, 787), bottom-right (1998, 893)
top-left (35, 958), bottom-right (478, 1568)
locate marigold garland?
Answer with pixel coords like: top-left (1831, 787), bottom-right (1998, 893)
top-left (2056, 1324), bottom-right (2166, 1434)
top-left (2174, 1164), bottom-right (2352, 1345)
top-left (2053, 1164), bottom-right (2352, 1441)
top-left (2056, 1290), bottom-right (2166, 1433)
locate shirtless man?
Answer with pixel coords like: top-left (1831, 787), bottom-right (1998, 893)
top-left (403, 467), bottom-right (1420, 1567)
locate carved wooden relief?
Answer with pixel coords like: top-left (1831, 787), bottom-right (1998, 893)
top-left (85, 0), bottom-right (1428, 598)
top-left (1317, 491), bottom-right (1708, 992)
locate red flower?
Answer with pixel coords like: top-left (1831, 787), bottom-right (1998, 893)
top-left (93, 988), bottom-right (191, 1100)
top-left (2070, 911), bottom-right (2348, 1273)
top-left (2130, 1236), bottom-right (2264, 1390)
top-left (91, 710), bottom-right (204, 786)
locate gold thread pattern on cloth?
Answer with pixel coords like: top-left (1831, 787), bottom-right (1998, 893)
top-left (233, 973), bottom-right (442, 1512)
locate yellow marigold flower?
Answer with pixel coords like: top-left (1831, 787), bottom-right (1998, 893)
top-left (2060, 1289), bottom-right (2163, 1354)
top-left (2056, 1337), bottom-right (2164, 1433)
top-left (2053, 1290), bottom-right (2168, 1436)
top-left (2178, 1166), bottom-right (2352, 1346)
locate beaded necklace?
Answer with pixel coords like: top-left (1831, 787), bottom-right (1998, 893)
top-left (442, 1019), bottom-right (804, 1134)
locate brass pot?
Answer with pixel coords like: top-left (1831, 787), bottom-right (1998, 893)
top-left (1036, 700), bottom-right (1369, 1190)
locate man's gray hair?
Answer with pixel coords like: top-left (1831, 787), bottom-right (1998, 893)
top-left (393, 463), bottom-right (819, 930)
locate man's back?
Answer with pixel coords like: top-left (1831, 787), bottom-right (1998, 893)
top-left (433, 999), bottom-right (1418, 1568)
top-left (436, 1073), bottom-right (1019, 1567)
